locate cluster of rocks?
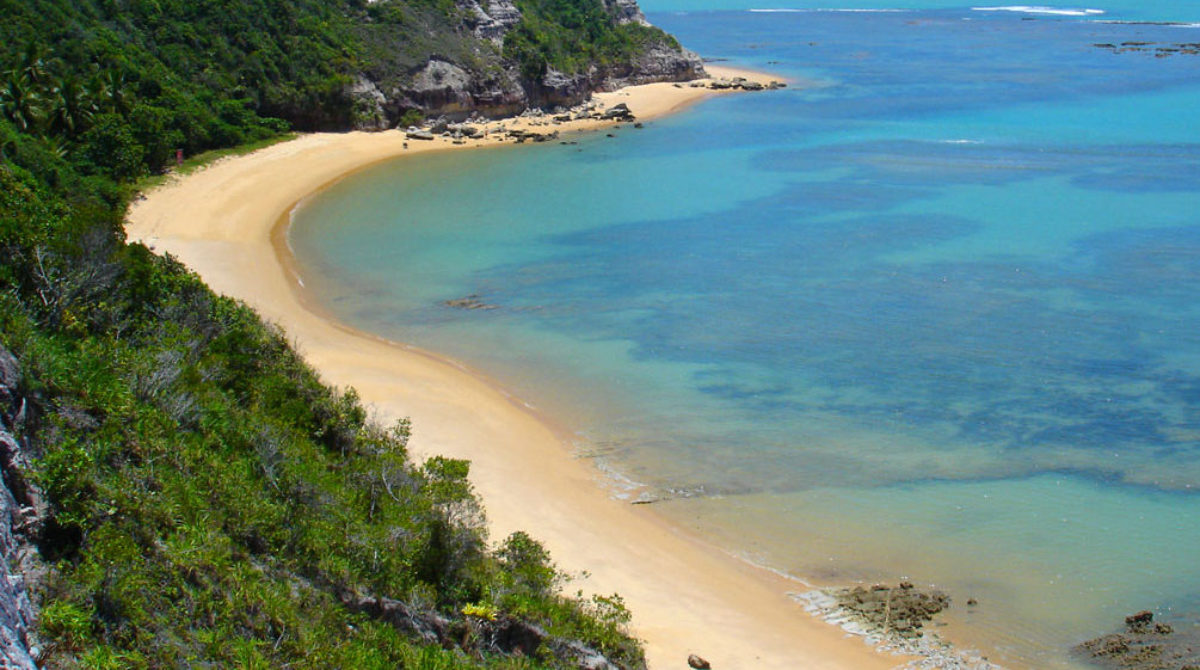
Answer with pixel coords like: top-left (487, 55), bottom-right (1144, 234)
top-left (1075, 610), bottom-right (1200, 670)
top-left (516, 99), bottom-right (635, 124)
top-left (404, 97), bottom-right (647, 145)
top-left (393, 66), bottom-right (790, 142)
top-left (796, 585), bottom-right (1003, 667)
top-left (0, 346), bottom-right (45, 670)
top-left (407, 118), bottom-right (494, 144)
top-left (684, 76), bottom-right (787, 92)
top-left (507, 128), bottom-right (560, 143)
top-left (600, 103), bottom-right (636, 121)
top-left (835, 582), bottom-right (952, 638)
top-left (797, 584), bottom-right (999, 669)
top-left (1093, 41), bottom-right (1200, 57)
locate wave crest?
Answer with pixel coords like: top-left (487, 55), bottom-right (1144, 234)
top-left (972, 5), bottom-right (1105, 16)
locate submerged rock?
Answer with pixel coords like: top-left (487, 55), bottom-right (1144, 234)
top-left (798, 586), bottom-right (997, 669)
top-left (1075, 610), bottom-right (1200, 670)
top-left (832, 582), bottom-right (950, 639)
top-left (442, 295), bottom-right (498, 310)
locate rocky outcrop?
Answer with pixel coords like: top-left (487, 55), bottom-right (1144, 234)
top-left (834, 582), bottom-right (951, 638)
top-left (408, 60), bottom-right (478, 115)
top-left (595, 45), bottom-right (706, 91)
top-left (1075, 610), bottom-right (1200, 670)
top-left (382, 45), bottom-right (705, 122)
top-left (346, 0), bottom-right (706, 126)
top-left (462, 0), bottom-right (524, 42)
top-left (510, 43), bottom-right (704, 115)
top-left (704, 76), bottom-right (786, 92)
top-left (0, 345), bottom-right (45, 670)
top-left (603, 0), bottom-right (649, 26)
top-left (348, 76), bottom-right (389, 131)
top-left (379, 65), bottom-right (529, 122)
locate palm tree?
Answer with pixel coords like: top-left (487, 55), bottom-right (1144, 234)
top-left (17, 41), bottom-right (50, 88)
top-left (0, 70), bottom-right (41, 132)
top-left (46, 75), bottom-right (95, 138)
top-left (88, 68), bottom-right (131, 116)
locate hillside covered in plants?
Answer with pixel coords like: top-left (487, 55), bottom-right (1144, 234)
top-left (1, 0), bottom-right (702, 139)
top-left (0, 0), bottom-right (699, 665)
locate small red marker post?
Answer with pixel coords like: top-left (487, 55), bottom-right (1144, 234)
top-left (176, 149), bottom-right (183, 167)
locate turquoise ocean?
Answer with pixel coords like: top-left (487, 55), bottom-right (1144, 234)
top-left (290, 3), bottom-right (1200, 666)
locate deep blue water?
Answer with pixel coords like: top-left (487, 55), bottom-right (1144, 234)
top-left (292, 5), bottom-right (1200, 666)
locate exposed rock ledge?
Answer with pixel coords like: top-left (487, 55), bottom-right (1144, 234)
top-left (1075, 610), bottom-right (1200, 670)
top-left (796, 584), bottom-right (1000, 670)
top-left (349, 0), bottom-right (707, 128)
top-left (0, 345), bottom-right (47, 669)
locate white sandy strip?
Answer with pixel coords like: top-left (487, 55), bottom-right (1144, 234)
top-left (127, 66), bottom-right (906, 669)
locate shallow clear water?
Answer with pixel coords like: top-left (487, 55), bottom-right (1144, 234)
top-left (291, 5), bottom-right (1200, 667)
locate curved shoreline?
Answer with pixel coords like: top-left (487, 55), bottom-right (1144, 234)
top-left (127, 67), bottom-right (906, 669)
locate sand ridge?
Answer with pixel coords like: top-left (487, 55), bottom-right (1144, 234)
top-left (127, 66), bottom-right (906, 669)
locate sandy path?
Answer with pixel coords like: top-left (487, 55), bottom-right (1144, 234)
top-left (127, 67), bottom-right (904, 669)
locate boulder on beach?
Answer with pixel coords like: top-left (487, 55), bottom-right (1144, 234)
top-left (447, 123), bottom-right (481, 137)
top-left (602, 103), bottom-right (636, 121)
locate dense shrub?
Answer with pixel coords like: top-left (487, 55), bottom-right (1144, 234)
top-left (503, 0), bottom-right (682, 77)
top-left (0, 0), bottom-right (654, 665)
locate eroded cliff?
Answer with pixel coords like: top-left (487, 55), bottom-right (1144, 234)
top-left (350, 0), bottom-right (706, 126)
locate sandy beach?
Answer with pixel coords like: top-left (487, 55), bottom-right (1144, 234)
top-left (127, 65), bottom-right (904, 669)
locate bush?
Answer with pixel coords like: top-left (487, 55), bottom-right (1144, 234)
top-left (79, 114), bottom-right (146, 179)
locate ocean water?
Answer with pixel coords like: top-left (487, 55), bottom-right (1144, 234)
top-left (290, 5), bottom-right (1200, 667)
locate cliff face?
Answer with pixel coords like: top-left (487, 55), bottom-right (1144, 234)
top-left (0, 347), bottom-right (43, 670)
top-left (351, 0), bottom-right (706, 126)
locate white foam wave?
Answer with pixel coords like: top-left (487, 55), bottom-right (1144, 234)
top-left (972, 5), bottom-right (1105, 16)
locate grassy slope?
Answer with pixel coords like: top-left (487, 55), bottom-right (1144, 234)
top-left (0, 0), bottom-right (655, 666)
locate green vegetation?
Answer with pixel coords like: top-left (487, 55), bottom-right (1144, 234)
top-left (0, 0), bottom-right (661, 666)
top-left (0, 0), bottom-right (356, 181)
top-left (504, 0), bottom-right (681, 79)
top-left (355, 1), bottom-right (502, 93)
top-left (0, 0), bottom-right (688, 179)
top-left (0, 147), bottom-right (645, 669)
